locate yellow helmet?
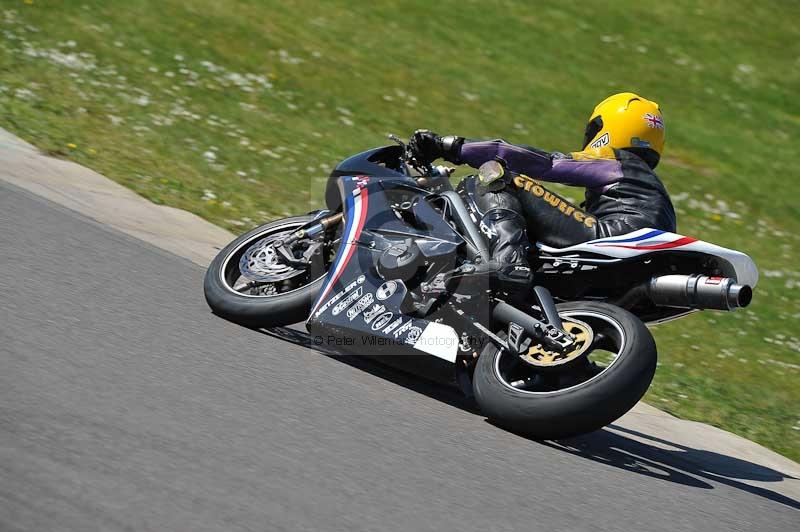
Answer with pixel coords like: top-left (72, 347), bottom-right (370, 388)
top-left (582, 92), bottom-right (665, 167)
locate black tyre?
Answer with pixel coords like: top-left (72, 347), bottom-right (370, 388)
top-left (473, 301), bottom-right (657, 439)
top-left (204, 215), bottom-right (329, 327)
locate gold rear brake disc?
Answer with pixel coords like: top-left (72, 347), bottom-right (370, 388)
top-left (520, 319), bottom-right (594, 368)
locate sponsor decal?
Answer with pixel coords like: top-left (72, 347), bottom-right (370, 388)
top-left (332, 286), bottom-right (362, 316)
top-left (352, 175), bottom-right (371, 188)
top-left (393, 320), bottom-right (414, 339)
top-left (589, 132), bottom-right (610, 149)
top-left (513, 175), bottom-right (597, 229)
top-left (643, 113), bottom-right (664, 129)
top-left (371, 311), bottom-right (394, 331)
top-left (479, 220), bottom-right (498, 239)
top-left (314, 275), bottom-right (366, 317)
top-left (362, 304), bottom-right (386, 323)
top-left (404, 326), bottom-right (423, 345)
top-left (375, 281), bottom-right (398, 301)
top-left (382, 316), bottom-right (404, 335)
top-left (347, 293), bottom-right (374, 321)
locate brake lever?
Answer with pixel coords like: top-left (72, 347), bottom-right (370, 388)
top-left (389, 133), bottom-right (434, 175)
top-left (388, 133), bottom-right (406, 149)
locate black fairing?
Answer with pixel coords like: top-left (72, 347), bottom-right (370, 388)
top-left (307, 172), bottom-right (472, 385)
top-left (326, 145), bottom-right (411, 211)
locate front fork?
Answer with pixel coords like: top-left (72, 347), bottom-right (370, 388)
top-left (271, 211), bottom-right (343, 267)
top-left (287, 211), bottom-right (342, 243)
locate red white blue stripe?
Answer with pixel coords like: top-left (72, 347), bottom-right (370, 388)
top-left (589, 229), bottom-right (696, 250)
top-left (588, 229), bottom-right (665, 244)
top-left (309, 184), bottom-right (369, 316)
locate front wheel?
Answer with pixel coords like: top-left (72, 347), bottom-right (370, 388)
top-left (204, 215), bottom-right (330, 327)
top-left (473, 301), bottom-right (657, 439)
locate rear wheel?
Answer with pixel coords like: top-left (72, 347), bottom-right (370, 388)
top-left (473, 301), bottom-right (656, 439)
top-left (203, 215), bottom-right (331, 327)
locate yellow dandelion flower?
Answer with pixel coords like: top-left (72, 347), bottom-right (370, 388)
top-left (88, 148), bottom-right (97, 155)
top-left (24, 0), bottom-right (34, 5)
top-left (67, 143), bottom-right (77, 149)
top-left (710, 213), bottom-right (722, 222)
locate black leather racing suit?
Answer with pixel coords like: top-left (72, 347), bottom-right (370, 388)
top-left (454, 140), bottom-right (677, 263)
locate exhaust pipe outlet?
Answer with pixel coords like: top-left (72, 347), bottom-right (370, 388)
top-left (648, 274), bottom-right (752, 311)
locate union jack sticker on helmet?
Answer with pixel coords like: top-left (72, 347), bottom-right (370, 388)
top-left (643, 113), bottom-right (664, 129)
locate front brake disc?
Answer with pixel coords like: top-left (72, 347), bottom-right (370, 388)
top-left (239, 234), bottom-right (305, 283)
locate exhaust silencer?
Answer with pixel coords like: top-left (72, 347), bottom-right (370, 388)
top-left (648, 274), bottom-right (752, 311)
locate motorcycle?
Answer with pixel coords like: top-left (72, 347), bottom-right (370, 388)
top-left (204, 135), bottom-right (758, 439)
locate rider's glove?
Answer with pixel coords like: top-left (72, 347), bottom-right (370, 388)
top-left (410, 130), bottom-right (463, 164)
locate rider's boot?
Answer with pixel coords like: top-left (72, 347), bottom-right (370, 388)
top-left (479, 209), bottom-right (533, 289)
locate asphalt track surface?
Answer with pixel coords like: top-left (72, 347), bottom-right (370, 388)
top-left (1, 180), bottom-right (797, 531)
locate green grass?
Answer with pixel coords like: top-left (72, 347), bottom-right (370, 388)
top-left (2, 0), bottom-right (799, 460)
